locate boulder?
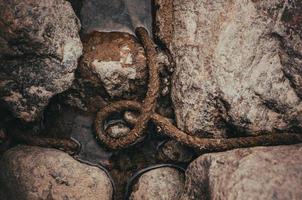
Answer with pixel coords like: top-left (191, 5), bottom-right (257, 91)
top-left (78, 31), bottom-right (147, 99)
top-left (156, 0), bottom-right (302, 137)
top-left (130, 166), bottom-right (185, 200)
top-left (0, 0), bottom-right (82, 122)
top-left (0, 145), bottom-right (113, 200)
top-left (181, 144), bottom-right (302, 200)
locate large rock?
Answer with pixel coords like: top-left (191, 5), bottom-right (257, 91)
top-left (78, 32), bottom-right (147, 99)
top-left (156, 0), bottom-right (302, 137)
top-left (130, 167), bottom-right (185, 200)
top-left (0, 0), bottom-right (82, 122)
top-left (181, 144), bottom-right (302, 200)
top-left (0, 145), bottom-right (113, 200)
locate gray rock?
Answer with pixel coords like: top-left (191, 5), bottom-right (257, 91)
top-left (156, 0), bottom-right (302, 137)
top-left (0, 145), bottom-right (113, 200)
top-left (130, 167), bottom-right (185, 200)
top-left (0, 0), bottom-right (82, 122)
top-left (181, 144), bottom-right (302, 200)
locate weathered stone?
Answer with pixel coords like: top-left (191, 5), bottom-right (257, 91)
top-left (181, 144), bottom-right (302, 200)
top-left (156, 0), bottom-right (302, 137)
top-left (130, 167), bottom-right (185, 200)
top-left (0, 0), bottom-right (82, 122)
top-left (78, 31), bottom-right (147, 99)
top-left (0, 145), bottom-right (113, 200)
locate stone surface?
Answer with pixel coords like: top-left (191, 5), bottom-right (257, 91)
top-left (78, 31), bottom-right (147, 99)
top-left (181, 144), bottom-right (302, 200)
top-left (0, 0), bottom-right (82, 122)
top-left (130, 167), bottom-right (185, 200)
top-left (156, 0), bottom-right (302, 137)
top-left (0, 145), bottom-right (113, 200)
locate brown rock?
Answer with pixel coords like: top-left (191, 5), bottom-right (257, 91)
top-left (79, 32), bottom-right (147, 99)
top-left (0, 145), bottom-right (113, 200)
top-left (130, 167), bottom-right (185, 200)
top-left (155, 0), bottom-right (302, 137)
top-left (0, 0), bottom-right (82, 122)
top-left (181, 144), bottom-right (302, 200)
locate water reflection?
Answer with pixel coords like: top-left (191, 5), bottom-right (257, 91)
top-left (81, 0), bottom-right (152, 34)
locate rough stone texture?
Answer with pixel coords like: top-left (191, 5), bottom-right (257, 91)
top-left (0, 145), bottom-right (113, 200)
top-left (78, 31), bottom-right (147, 99)
top-left (181, 144), bottom-right (302, 200)
top-left (0, 0), bottom-right (82, 122)
top-left (130, 167), bottom-right (185, 200)
top-left (156, 0), bottom-right (302, 137)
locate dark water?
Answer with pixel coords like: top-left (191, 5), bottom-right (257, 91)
top-left (81, 0), bottom-right (152, 35)
top-left (41, 105), bottom-right (175, 199)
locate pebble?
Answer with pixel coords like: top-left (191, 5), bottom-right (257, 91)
top-left (106, 122), bottom-right (131, 138)
top-left (124, 111), bottom-right (139, 125)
